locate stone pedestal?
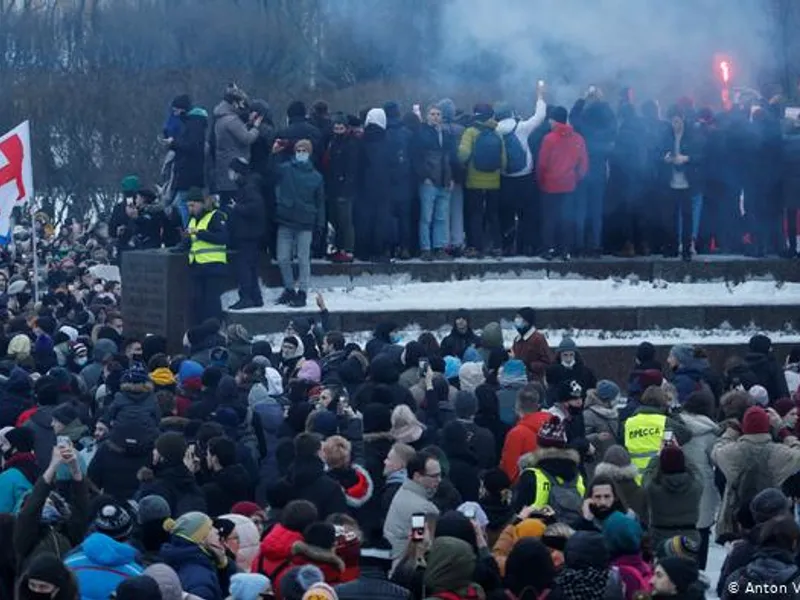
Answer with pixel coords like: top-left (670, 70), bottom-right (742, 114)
top-left (121, 250), bottom-right (192, 353)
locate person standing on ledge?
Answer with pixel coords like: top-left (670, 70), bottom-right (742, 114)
top-left (273, 138), bottom-right (325, 308)
top-left (178, 187), bottom-right (229, 324)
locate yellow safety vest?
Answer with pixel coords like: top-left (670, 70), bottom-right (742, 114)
top-left (188, 210), bottom-right (227, 265)
top-left (624, 413), bottom-right (667, 484)
top-left (525, 467), bottom-right (585, 508)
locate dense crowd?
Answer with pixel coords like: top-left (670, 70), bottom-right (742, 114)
top-left (0, 291), bottom-right (800, 600)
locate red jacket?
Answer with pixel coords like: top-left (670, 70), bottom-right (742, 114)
top-left (500, 411), bottom-right (553, 483)
top-left (536, 123), bottom-right (588, 193)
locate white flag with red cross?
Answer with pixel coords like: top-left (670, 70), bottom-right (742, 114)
top-left (0, 121), bottom-right (34, 241)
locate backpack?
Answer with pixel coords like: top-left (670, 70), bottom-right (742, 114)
top-left (503, 124), bottom-right (527, 174)
top-left (471, 127), bottom-right (503, 173)
top-left (539, 470), bottom-right (584, 528)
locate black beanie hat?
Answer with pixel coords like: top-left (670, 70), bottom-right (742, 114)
top-left (155, 431), bottom-right (187, 465)
top-left (171, 94), bottom-right (191, 111)
top-left (287, 100), bottom-right (307, 119)
top-left (636, 341), bottom-right (656, 363)
top-left (117, 575), bottom-right (163, 600)
top-left (659, 557), bottom-right (699, 594)
top-left (304, 522), bottom-right (336, 549)
top-left (4, 427), bottom-right (35, 453)
top-left (434, 511), bottom-right (477, 551)
top-left (26, 553), bottom-right (70, 588)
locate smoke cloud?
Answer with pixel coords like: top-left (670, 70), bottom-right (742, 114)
top-left (437, 0), bottom-right (776, 109)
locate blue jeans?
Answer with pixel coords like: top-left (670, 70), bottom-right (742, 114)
top-left (678, 193), bottom-right (703, 242)
top-left (449, 184), bottom-right (465, 249)
top-left (419, 183), bottom-right (451, 251)
top-left (276, 226), bottom-right (312, 292)
top-left (172, 190), bottom-right (189, 228)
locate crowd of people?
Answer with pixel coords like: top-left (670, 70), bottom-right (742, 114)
top-left (99, 81), bottom-right (800, 320)
top-left (0, 290), bottom-right (800, 600)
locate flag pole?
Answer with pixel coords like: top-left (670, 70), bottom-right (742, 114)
top-left (31, 202), bottom-right (39, 303)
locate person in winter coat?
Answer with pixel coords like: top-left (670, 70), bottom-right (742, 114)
top-left (744, 334), bottom-right (790, 402)
top-left (136, 431), bottom-right (207, 517)
top-left (547, 337), bottom-right (597, 398)
top-left (537, 105), bottom-right (589, 259)
top-left (495, 87), bottom-right (548, 256)
top-left (676, 389), bottom-right (721, 569)
top-left (491, 513), bottom-right (547, 576)
top-left (168, 105), bottom-right (208, 227)
top-left (594, 445), bottom-right (648, 525)
top-left (711, 405), bottom-right (800, 541)
top-left (210, 85), bottom-right (261, 206)
top-left (64, 503), bottom-right (144, 600)
top-left (322, 435), bottom-right (375, 516)
top-left (439, 421), bottom-right (480, 502)
top-left (474, 385), bottom-right (510, 462)
top-left (202, 436), bottom-right (253, 517)
top-left (503, 537), bottom-right (558, 600)
top-left (16, 553), bottom-right (80, 600)
top-left (642, 446), bottom-right (702, 551)
top-left (652, 556), bottom-right (706, 599)
top-left (452, 390), bottom-right (496, 470)
top-left (495, 358), bottom-right (528, 426)
top-left (334, 550), bottom-right (410, 600)
top-left (275, 433), bottom-right (348, 520)
top-left (423, 537), bottom-right (481, 600)
top-left (160, 512), bottom-right (237, 600)
top-left (583, 381), bottom-right (621, 480)
top-left (500, 383), bottom-right (551, 482)
top-left (511, 417), bottom-right (583, 520)
top-left (627, 341), bottom-right (663, 394)
top-left (511, 308), bottom-right (552, 380)
top-left (227, 158), bottom-right (266, 310)
top-left (413, 104), bottom-right (454, 260)
top-left (379, 442), bottom-right (415, 516)
top-left (23, 377), bottom-right (60, 470)
top-left (275, 101), bottom-right (323, 166)
top-left (0, 426), bottom-right (38, 513)
top-left (553, 531), bottom-right (623, 600)
top-left (15, 445), bottom-right (89, 573)
top-left (722, 515), bottom-right (800, 600)
top-left (324, 114), bottom-right (359, 262)
top-left (87, 420), bottom-right (152, 501)
top-left (458, 103), bottom-right (507, 257)
top-left (357, 109), bottom-right (395, 262)
top-left (667, 345), bottom-right (718, 405)
top-left (602, 512), bottom-right (653, 600)
top-left (106, 366), bottom-right (160, 437)
top-left (440, 310), bottom-right (480, 360)
top-left (273, 139), bottom-right (325, 309)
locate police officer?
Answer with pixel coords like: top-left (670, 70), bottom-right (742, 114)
top-left (623, 386), bottom-right (689, 483)
top-left (183, 187), bottom-right (228, 324)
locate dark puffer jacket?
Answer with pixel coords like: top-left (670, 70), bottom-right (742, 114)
top-left (170, 107), bottom-right (208, 191)
top-left (135, 462), bottom-right (207, 517)
top-left (87, 422), bottom-right (153, 500)
top-left (274, 158), bottom-right (325, 231)
top-left (105, 381), bottom-right (160, 440)
top-left (412, 123), bottom-right (453, 187)
top-left (201, 464), bottom-right (253, 517)
top-left (228, 171), bottom-right (266, 241)
top-left (160, 536), bottom-right (236, 600)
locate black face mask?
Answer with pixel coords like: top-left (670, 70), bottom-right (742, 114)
top-left (568, 404), bottom-right (583, 416)
top-left (131, 353), bottom-right (143, 363)
top-left (23, 590), bottom-right (55, 600)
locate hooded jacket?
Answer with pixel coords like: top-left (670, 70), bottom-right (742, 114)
top-left (24, 405), bottom-right (56, 469)
top-left (440, 314), bottom-right (480, 361)
top-left (280, 456), bottom-right (347, 519)
top-left (537, 122), bottom-right (589, 194)
top-left (723, 547), bottom-right (800, 600)
top-left (500, 411), bottom-right (552, 483)
top-left (202, 463), bottom-right (253, 517)
top-left (457, 119), bottom-right (507, 190)
top-left (744, 352), bottom-right (790, 402)
top-left (593, 461), bottom-right (648, 526)
top-left (88, 423), bottom-right (153, 500)
top-left (229, 170), bottom-right (267, 241)
top-left (678, 411), bottom-right (721, 529)
top-left (106, 381), bottom-right (160, 439)
top-left (211, 100), bottom-right (259, 193)
top-left (512, 445), bottom-right (582, 514)
top-left (65, 533), bottom-right (143, 600)
top-left (583, 391), bottom-right (620, 476)
top-left (384, 479), bottom-right (440, 564)
top-left (160, 535), bottom-right (235, 600)
top-left (495, 98), bottom-right (548, 177)
top-left (170, 107), bottom-right (208, 192)
top-left (0, 451), bottom-right (38, 513)
top-left (642, 457), bottom-right (702, 548)
top-left (274, 157), bottom-right (326, 231)
top-left (136, 461), bottom-right (207, 517)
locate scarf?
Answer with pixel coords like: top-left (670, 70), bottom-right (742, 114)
top-left (554, 567), bottom-right (609, 600)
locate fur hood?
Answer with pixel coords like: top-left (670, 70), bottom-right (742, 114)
top-left (585, 403), bottom-right (618, 421)
top-left (291, 541), bottom-right (345, 572)
top-left (362, 431), bottom-right (395, 443)
top-left (594, 461), bottom-right (640, 482)
top-left (120, 381), bottom-right (155, 395)
top-left (518, 446), bottom-right (580, 470)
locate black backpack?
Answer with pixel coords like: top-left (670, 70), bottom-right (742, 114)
top-left (502, 124), bottom-right (527, 174)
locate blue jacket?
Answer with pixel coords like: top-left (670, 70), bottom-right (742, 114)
top-left (64, 533), bottom-right (143, 600)
top-left (0, 465), bottom-right (33, 513)
top-left (160, 536), bottom-right (234, 600)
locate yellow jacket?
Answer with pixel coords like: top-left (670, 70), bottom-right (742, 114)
top-left (458, 119), bottom-right (506, 190)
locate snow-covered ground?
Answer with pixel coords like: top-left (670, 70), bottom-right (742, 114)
top-left (224, 277), bottom-right (800, 314)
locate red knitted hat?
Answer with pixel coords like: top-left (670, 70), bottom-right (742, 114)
top-left (659, 446), bottom-right (685, 474)
top-left (742, 406), bottom-right (770, 435)
top-left (538, 416), bottom-right (568, 449)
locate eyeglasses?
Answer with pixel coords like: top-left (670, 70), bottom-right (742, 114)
top-left (424, 471), bottom-right (442, 480)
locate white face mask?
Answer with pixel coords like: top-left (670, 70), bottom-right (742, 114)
top-left (513, 318), bottom-right (526, 330)
top-left (295, 151), bottom-right (310, 163)
top-left (75, 357), bottom-right (88, 367)
top-left (561, 357), bottom-right (576, 368)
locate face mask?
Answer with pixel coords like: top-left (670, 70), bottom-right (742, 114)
top-left (295, 151), bottom-right (310, 163)
top-left (281, 349), bottom-right (294, 360)
top-left (75, 356), bottom-right (88, 367)
top-left (561, 358), bottom-right (576, 369)
top-left (25, 590), bottom-right (55, 600)
top-left (41, 503), bottom-right (63, 525)
top-left (514, 318), bottom-right (526, 331)
top-left (390, 334), bottom-right (401, 344)
top-left (568, 404), bottom-right (583, 416)
top-left (131, 353), bottom-right (143, 363)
